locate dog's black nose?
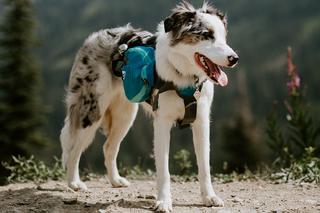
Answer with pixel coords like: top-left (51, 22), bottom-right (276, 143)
top-left (228, 55), bottom-right (239, 67)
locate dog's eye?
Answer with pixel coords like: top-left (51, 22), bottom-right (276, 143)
top-left (201, 30), bottom-right (214, 41)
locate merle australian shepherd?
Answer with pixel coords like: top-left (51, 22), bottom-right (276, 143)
top-left (60, 1), bottom-right (238, 212)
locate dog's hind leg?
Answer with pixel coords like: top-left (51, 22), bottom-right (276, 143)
top-left (102, 97), bottom-right (138, 187)
top-left (61, 117), bottom-right (102, 191)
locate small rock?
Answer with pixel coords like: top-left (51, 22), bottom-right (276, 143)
top-left (137, 195), bottom-right (144, 198)
top-left (128, 192), bottom-right (135, 198)
top-left (84, 203), bottom-right (91, 207)
top-left (316, 202), bottom-right (320, 206)
top-left (29, 207), bottom-right (36, 211)
top-left (62, 198), bottom-right (77, 204)
top-left (230, 194), bottom-right (236, 198)
top-left (231, 198), bottom-right (243, 203)
top-left (37, 185), bottom-right (44, 190)
top-left (98, 210), bottom-right (106, 213)
top-left (145, 194), bottom-right (157, 199)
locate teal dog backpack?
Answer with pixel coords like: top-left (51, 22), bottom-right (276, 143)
top-left (112, 36), bottom-right (205, 130)
top-left (121, 46), bottom-right (155, 103)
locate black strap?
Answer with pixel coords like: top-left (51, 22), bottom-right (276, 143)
top-left (151, 75), bottom-right (205, 130)
top-left (152, 81), bottom-right (175, 111)
top-left (174, 88), bottom-right (198, 130)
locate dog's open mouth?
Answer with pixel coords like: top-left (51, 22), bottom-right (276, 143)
top-left (194, 53), bottom-right (228, 87)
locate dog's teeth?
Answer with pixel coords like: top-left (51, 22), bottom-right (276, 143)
top-left (199, 56), bottom-right (207, 67)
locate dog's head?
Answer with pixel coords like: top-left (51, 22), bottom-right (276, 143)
top-left (160, 1), bottom-right (238, 86)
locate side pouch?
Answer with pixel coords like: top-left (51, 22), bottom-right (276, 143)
top-left (121, 46), bottom-right (155, 102)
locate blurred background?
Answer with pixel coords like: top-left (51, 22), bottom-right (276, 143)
top-left (1, 0), bottom-right (319, 178)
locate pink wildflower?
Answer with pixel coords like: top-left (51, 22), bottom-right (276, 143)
top-left (294, 72), bottom-right (300, 87)
top-left (286, 47), bottom-right (300, 96)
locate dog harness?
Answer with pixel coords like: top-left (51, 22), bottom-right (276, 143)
top-left (112, 36), bottom-right (205, 130)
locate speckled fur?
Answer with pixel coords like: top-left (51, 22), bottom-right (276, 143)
top-left (65, 25), bottom-right (151, 132)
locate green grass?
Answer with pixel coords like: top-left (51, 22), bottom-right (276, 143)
top-left (2, 153), bottom-right (319, 185)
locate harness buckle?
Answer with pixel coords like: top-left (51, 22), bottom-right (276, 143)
top-left (119, 44), bottom-right (128, 56)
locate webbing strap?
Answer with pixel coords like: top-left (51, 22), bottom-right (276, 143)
top-left (174, 88), bottom-right (198, 130)
top-left (152, 81), bottom-right (175, 111)
top-left (152, 77), bottom-right (205, 130)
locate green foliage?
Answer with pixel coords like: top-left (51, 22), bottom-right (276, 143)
top-left (271, 147), bottom-right (320, 183)
top-left (2, 155), bottom-right (66, 184)
top-left (265, 47), bottom-right (320, 183)
top-left (173, 149), bottom-right (192, 176)
top-left (0, 0), bottom-right (50, 184)
top-left (118, 164), bottom-right (156, 180)
top-left (266, 101), bottom-right (293, 168)
top-left (80, 169), bottom-right (107, 182)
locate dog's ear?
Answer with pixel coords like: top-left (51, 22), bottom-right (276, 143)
top-left (164, 16), bottom-right (177, 33)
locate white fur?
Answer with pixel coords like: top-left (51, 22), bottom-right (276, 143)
top-left (60, 2), bottom-right (238, 212)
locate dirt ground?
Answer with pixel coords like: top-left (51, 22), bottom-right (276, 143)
top-left (0, 179), bottom-right (319, 213)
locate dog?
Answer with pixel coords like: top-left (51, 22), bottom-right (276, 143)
top-left (60, 1), bottom-right (238, 212)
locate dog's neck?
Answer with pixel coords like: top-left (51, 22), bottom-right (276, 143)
top-left (156, 54), bottom-right (206, 90)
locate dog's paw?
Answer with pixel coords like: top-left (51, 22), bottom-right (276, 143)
top-left (153, 200), bottom-right (172, 212)
top-left (202, 194), bottom-right (224, 207)
top-left (69, 180), bottom-right (87, 191)
top-left (110, 176), bottom-right (130, 187)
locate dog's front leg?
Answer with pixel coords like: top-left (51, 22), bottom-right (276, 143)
top-left (153, 116), bottom-right (172, 212)
top-left (192, 113), bottom-right (224, 207)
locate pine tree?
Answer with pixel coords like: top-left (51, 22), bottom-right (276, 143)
top-left (0, 0), bottom-right (49, 185)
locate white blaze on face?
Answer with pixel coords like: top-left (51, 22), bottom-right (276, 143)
top-left (200, 13), bottom-right (236, 66)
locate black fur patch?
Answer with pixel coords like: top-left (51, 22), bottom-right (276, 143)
top-left (71, 84), bottom-right (81, 92)
top-left (77, 78), bottom-right (83, 85)
top-left (107, 30), bottom-right (117, 38)
top-left (118, 31), bottom-right (137, 46)
top-left (82, 56), bottom-right (88, 65)
top-left (82, 115), bottom-right (91, 128)
top-left (169, 13), bottom-right (215, 46)
top-left (84, 76), bottom-right (92, 82)
top-left (84, 99), bottom-right (90, 105)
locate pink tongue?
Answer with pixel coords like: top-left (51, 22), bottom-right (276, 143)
top-left (206, 58), bottom-right (228, 87)
top-left (215, 69), bottom-right (228, 87)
